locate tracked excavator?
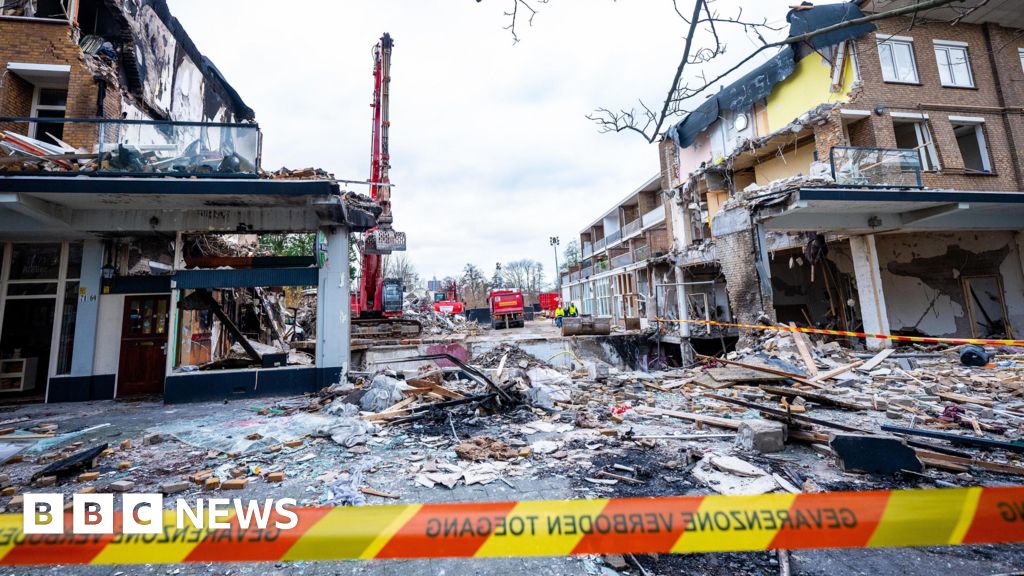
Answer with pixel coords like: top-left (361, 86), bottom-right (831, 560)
top-left (351, 33), bottom-right (422, 340)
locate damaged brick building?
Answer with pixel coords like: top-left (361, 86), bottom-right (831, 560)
top-left (658, 0), bottom-right (1024, 352)
top-left (0, 1), bottom-right (370, 403)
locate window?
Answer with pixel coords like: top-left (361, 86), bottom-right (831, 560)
top-left (878, 36), bottom-right (919, 83)
top-left (934, 41), bottom-right (974, 88)
top-left (951, 119), bottom-right (991, 173)
top-left (30, 87), bottom-right (68, 144)
top-left (1019, 48), bottom-right (1024, 72)
top-left (893, 119), bottom-right (940, 171)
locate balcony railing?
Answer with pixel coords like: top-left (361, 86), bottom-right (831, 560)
top-left (634, 244), bottom-right (651, 262)
top-left (582, 243), bottom-right (593, 259)
top-left (0, 117), bottom-right (261, 178)
top-left (641, 205), bottom-right (666, 228)
top-left (571, 271), bottom-right (581, 282)
top-left (605, 230), bottom-right (622, 246)
top-left (611, 252), bottom-right (632, 268)
top-left (622, 219), bottom-right (641, 237)
top-left (582, 266), bottom-right (594, 278)
top-left (594, 238), bottom-right (607, 252)
top-left (830, 146), bottom-right (922, 188)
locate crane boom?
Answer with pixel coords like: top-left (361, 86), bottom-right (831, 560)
top-left (352, 33), bottom-right (419, 340)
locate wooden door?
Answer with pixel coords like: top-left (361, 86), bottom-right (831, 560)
top-left (118, 296), bottom-right (170, 396)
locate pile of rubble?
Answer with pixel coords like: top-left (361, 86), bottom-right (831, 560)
top-left (0, 333), bottom-right (1021, 573)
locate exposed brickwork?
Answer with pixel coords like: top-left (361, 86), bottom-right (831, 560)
top-left (0, 18), bottom-right (125, 149)
top-left (847, 17), bottom-right (1024, 192)
top-left (716, 227), bottom-right (775, 348)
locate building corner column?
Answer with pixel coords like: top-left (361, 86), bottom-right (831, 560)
top-left (70, 239), bottom-right (103, 377)
top-left (849, 234), bottom-right (891, 350)
top-left (316, 227), bottom-right (351, 387)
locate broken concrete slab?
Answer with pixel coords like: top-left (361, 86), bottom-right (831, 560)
top-left (737, 420), bottom-right (787, 453)
top-left (829, 434), bottom-right (923, 475)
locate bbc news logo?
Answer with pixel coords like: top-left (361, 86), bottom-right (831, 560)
top-left (23, 494), bottom-right (298, 534)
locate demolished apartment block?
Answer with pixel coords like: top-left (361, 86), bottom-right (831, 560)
top-left (559, 176), bottom-right (677, 332)
top-left (0, 1), bottom-right (375, 403)
top-left (656, 0), bottom-right (1024, 351)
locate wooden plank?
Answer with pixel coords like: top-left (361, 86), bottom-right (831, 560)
top-left (761, 386), bottom-right (870, 411)
top-left (696, 355), bottom-right (829, 390)
top-left (915, 449), bottom-right (1024, 476)
top-left (937, 392), bottom-right (993, 407)
top-left (706, 367), bottom-right (787, 383)
top-left (789, 323), bottom-right (819, 377)
top-left (858, 348), bottom-right (895, 372)
top-left (811, 361), bottom-right (864, 383)
top-left (363, 397), bottom-right (418, 421)
top-left (634, 406), bottom-right (742, 430)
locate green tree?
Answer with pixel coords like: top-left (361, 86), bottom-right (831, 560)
top-left (563, 240), bottom-right (581, 270)
top-left (259, 233), bottom-right (314, 257)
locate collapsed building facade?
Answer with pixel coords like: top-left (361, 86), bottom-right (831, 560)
top-left (0, 1), bottom-right (369, 403)
top-left (651, 0), bottom-right (1024, 353)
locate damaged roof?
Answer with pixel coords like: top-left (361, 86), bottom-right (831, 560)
top-left (667, 1), bottom-right (875, 149)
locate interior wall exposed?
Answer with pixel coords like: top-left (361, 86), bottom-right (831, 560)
top-left (875, 231), bottom-right (1024, 338)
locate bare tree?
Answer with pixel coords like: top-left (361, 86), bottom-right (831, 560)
top-left (562, 240), bottom-right (581, 270)
top-left (458, 263), bottom-right (490, 308)
top-left (384, 254), bottom-right (420, 290)
top-left (481, 0), bottom-right (969, 142)
top-left (502, 259), bottom-right (546, 296)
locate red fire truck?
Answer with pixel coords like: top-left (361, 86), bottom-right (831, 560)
top-left (488, 289), bottom-right (525, 330)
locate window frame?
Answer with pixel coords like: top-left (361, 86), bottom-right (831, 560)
top-left (877, 35), bottom-right (920, 84)
top-left (950, 117), bottom-right (992, 174)
top-left (933, 40), bottom-right (975, 88)
top-left (1018, 48), bottom-right (1024, 73)
top-left (892, 116), bottom-right (940, 171)
top-left (29, 85), bottom-right (68, 142)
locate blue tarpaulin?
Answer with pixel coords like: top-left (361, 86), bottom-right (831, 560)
top-left (667, 1), bottom-right (875, 149)
top-left (669, 46), bottom-right (795, 148)
top-left (787, 2), bottom-right (876, 49)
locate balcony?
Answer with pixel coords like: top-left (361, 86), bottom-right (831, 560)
top-left (830, 146), bottom-right (922, 188)
top-left (610, 252), bottom-right (632, 268)
top-left (605, 229), bottom-right (622, 247)
top-left (562, 273), bottom-right (572, 285)
top-left (594, 238), bottom-right (607, 252)
top-left (634, 244), bottom-right (651, 262)
top-left (622, 218), bottom-right (641, 238)
top-left (582, 243), bottom-right (593, 259)
top-left (641, 205), bottom-right (666, 228)
top-left (0, 117), bottom-right (261, 178)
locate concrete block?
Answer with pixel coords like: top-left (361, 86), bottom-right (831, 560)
top-left (222, 478), bottom-right (248, 490)
top-left (77, 472), bottom-right (100, 482)
top-left (109, 480), bottom-right (135, 492)
top-left (143, 433), bottom-right (163, 445)
top-left (159, 481), bottom-right (190, 495)
top-left (203, 477), bottom-right (220, 491)
top-left (266, 472), bottom-right (285, 483)
top-left (737, 420), bottom-right (787, 453)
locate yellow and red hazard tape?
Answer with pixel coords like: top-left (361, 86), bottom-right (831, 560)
top-left (656, 317), bottom-right (1024, 347)
top-left (0, 487), bottom-right (1023, 564)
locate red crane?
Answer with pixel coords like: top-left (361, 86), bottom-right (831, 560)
top-left (352, 33), bottom-right (420, 339)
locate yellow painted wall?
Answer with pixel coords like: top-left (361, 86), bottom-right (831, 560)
top-left (754, 142), bottom-right (816, 185)
top-left (766, 46), bottom-right (856, 132)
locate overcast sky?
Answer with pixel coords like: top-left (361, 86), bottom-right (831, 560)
top-left (170, 0), bottom-right (803, 285)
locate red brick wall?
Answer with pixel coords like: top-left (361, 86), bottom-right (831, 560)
top-left (0, 18), bottom-right (122, 149)
top-left (844, 18), bottom-right (1024, 192)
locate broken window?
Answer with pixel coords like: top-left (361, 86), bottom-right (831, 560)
top-left (952, 122), bottom-right (991, 173)
top-left (0, 0), bottom-right (68, 19)
top-left (30, 87), bottom-right (67, 143)
top-left (893, 120), bottom-right (939, 171)
top-left (962, 275), bottom-right (1010, 338)
top-left (877, 37), bottom-right (919, 83)
top-left (934, 41), bottom-right (974, 88)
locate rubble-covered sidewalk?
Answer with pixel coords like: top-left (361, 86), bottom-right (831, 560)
top-left (0, 333), bottom-right (1022, 575)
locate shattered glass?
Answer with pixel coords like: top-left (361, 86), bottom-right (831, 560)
top-left (830, 146), bottom-right (922, 188)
